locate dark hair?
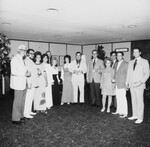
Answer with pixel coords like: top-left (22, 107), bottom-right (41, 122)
top-left (64, 55), bottom-right (71, 63)
top-left (104, 57), bottom-right (113, 67)
top-left (92, 50), bottom-right (97, 54)
top-left (116, 51), bottom-right (124, 56)
top-left (27, 49), bottom-right (34, 54)
top-left (133, 48), bottom-right (141, 53)
top-left (34, 51), bottom-right (42, 62)
top-left (76, 51), bottom-right (82, 56)
top-left (42, 54), bottom-right (49, 63)
top-left (110, 51), bottom-right (117, 56)
top-left (46, 51), bottom-right (51, 55)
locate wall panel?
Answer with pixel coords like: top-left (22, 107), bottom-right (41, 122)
top-left (83, 45), bottom-right (95, 65)
top-left (67, 45), bottom-right (81, 60)
top-left (113, 42), bottom-right (131, 62)
top-left (9, 40), bottom-right (28, 57)
top-left (29, 42), bottom-right (48, 53)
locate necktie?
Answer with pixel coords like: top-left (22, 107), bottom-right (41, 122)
top-left (93, 59), bottom-right (96, 69)
top-left (133, 59), bottom-right (137, 70)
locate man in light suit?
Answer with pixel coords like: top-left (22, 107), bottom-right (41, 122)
top-left (113, 51), bottom-right (128, 118)
top-left (70, 52), bottom-right (87, 104)
top-left (87, 49), bottom-right (104, 107)
top-left (126, 48), bottom-right (150, 124)
top-left (10, 45), bottom-right (30, 125)
top-left (24, 49), bottom-right (38, 119)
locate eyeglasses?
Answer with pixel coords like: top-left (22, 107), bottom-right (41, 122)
top-left (29, 52), bottom-right (34, 55)
top-left (20, 49), bottom-right (27, 52)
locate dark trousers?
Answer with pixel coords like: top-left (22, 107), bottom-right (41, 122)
top-left (90, 81), bottom-right (100, 106)
top-left (12, 88), bottom-right (27, 121)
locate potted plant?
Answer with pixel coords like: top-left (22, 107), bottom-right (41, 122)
top-left (0, 33), bottom-right (11, 94)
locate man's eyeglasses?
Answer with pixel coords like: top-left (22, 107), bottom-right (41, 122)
top-left (29, 52), bottom-right (34, 55)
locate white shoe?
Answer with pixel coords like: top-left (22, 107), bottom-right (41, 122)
top-left (135, 119), bottom-right (143, 124)
top-left (128, 116), bottom-right (138, 120)
top-left (24, 115), bottom-right (33, 119)
top-left (112, 112), bottom-right (118, 115)
top-left (120, 114), bottom-right (127, 118)
top-left (101, 108), bottom-right (105, 112)
top-left (106, 109), bottom-right (110, 113)
top-left (30, 112), bottom-right (37, 115)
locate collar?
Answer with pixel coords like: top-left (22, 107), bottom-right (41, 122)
top-left (135, 56), bottom-right (141, 62)
top-left (118, 59), bottom-right (123, 64)
top-left (93, 58), bottom-right (97, 62)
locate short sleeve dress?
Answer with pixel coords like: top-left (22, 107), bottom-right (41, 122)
top-left (101, 67), bottom-right (115, 96)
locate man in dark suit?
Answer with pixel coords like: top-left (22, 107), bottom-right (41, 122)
top-left (112, 51), bottom-right (128, 118)
top-left (87, 50), bottom-right (104, 108)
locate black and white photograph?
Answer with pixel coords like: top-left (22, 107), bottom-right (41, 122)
top-left (0, 0), bottom-right (150, 146)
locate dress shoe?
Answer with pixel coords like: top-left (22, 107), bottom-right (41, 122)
top-left (106, 109), bottom-right (110, 113)
top-left (128, 116), bottom-right (138, 120)
top-left (101, 108), bottom-right (105, 112)
top-left (24, 115), bottom-right (33, 119)
top-left (12, 121), bottom-right (22, 125)
top-left (112, 112), bottom-right (118, 115)
top-left (120, 115), bottom-right (127, 118)
top-left (135, 119), bottom-right (143, 124)
top-left (91, 104), bottom-right (96, 107)
top-left (20, 118), bottom-right (26, 123)
top-left (41, 110), bottom-right (47, 114)
top-left (30, 112), bottom-right (37, 115)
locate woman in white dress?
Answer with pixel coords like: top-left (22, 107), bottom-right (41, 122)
top-left (34, 52), bottom-right (47, 114)
top-left (42, 54), bottom-right (53, 109)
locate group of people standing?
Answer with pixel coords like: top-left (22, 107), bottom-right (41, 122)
top-left (87, 49), bottom-right (149, 124)
top-left (10, 45), bottom-right (149, 125)
top-left (10, 45), bottom-right (87, 125)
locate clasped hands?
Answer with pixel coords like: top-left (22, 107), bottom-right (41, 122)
top-left (73, 70), bottom-right (83, 74)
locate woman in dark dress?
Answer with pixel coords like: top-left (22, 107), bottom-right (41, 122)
top-left (51, 57), bottom-right (60, 105)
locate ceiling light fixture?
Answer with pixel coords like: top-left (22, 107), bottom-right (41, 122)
top-left (128, 25), bottom-right (136, 28)
top-left (1, 22), bottom-right (11, 25)
top-left (75, 32), bottom-right (84, 35)
top-left (47, 8), bottom-right (59, 12)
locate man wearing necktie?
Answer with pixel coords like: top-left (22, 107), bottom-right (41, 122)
top-left (87, 50), bottom-right (104, 108)
top-left (126, 48), bottom-right (150, 124)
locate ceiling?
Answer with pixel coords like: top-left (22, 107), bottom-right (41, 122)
top-left (0, 0), bottom-right (150, 45)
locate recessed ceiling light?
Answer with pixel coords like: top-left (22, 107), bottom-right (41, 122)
top-left (128, 25), bottom-right (136, 28)
top-left (1, 22), bottom-right (11, 25)
top-left (47, 8), bottom-right (59, 12)
top-left (75, 32), bottom-right (84, 35)
top-left (54, 35), bottom-right (62, 38)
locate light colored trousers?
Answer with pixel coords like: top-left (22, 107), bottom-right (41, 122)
top-left (130, 88), bottom-right (144, 120)
top-left (12, 89), bottom-right (26, 121)
top-left (24, 88), bottom-right (35, 117)
top-left (116, 87), bottom-right (127, 115)
top-left (72, 74), bottom-right (85, 103)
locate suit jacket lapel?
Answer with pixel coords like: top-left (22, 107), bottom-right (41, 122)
top-left (117, 60), bottom-right (124, 72)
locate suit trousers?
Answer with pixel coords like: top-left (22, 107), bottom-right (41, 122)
top-left (89, 82), bottom-right (100, 106)
top-left (130, 88), bottom-right (144, 120)
top-left (116, 87), bottom-right (127, 115)
top-left (12, 88), bottom-right (27, 121)
top-left (72, 76), bottom-right (84, 103)
top-left (24, 88), bottom-right (35, 117)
